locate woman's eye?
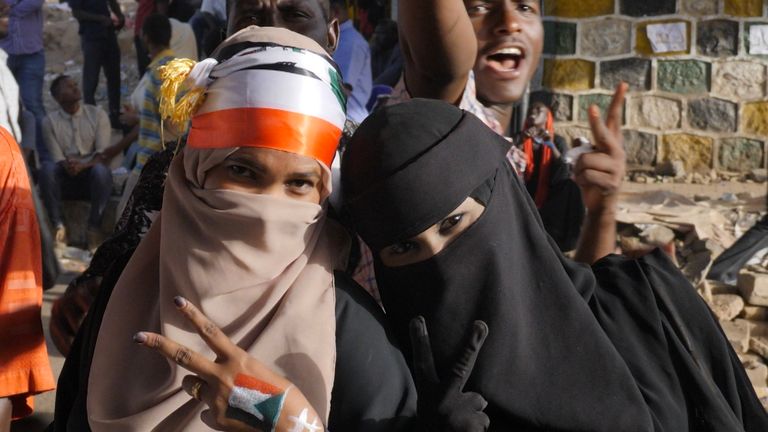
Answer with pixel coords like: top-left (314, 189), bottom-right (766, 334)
top-left (286, 179), bottom-right (315, 193)
top-left (439, 214), bottom-right (464, 233)
top-left (388, 242), bottom-right (417, 256)
top-left (228, 164), bottom-right (254, 178)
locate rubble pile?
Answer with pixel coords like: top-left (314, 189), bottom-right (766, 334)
top-left (617, 186), bottom-right (768, 408)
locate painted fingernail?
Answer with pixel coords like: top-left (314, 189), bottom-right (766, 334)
top-left (174, 296), bottom-right (187, 308)
top-left (133, 332), bottom-right (147, 344)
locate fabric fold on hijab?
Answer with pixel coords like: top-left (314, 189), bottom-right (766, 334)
top-left (87, 27), bottom-right (348, 431)
top-left (342, 99), bottom-right (768, 431)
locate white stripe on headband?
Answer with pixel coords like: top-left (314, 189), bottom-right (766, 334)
top-left (211, 45), bottom-right (343, 95)
top-left (196, 68), bottom-right (347, 129)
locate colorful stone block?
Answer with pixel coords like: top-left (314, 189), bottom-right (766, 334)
top-left (600, 58), bottom-right (652, 91)
top-left (543, 21), bottom-right (577, 55)
top-left (580, 18), bottom-right (633, 57)
top-left (687, 98), bottom-right (738, 132)
top-left (742, 102), bottom-right (768, 136)
top-left (636, 20), bottom-right (692, 56)
top-left (718, 138), bottom-right (765, 171)
top-left (661, 134), bottom-right (714, 172)
top-left (712, 60), bottom-right (767, 100)
top-left (621, 0), bottom-right (676, 17)
top-left (578, 93), bottom-right (617, 122)
top-left (629, 95), bottom-right (683, 130)
top-left (657, 60), bottom-right (710, 93)
top-left (724, 0), bottom-right (764, 17)
top-left (543, 59), bottom-right (595, 91)
top-left (697, 20), bottom-right (740, 57)
top-left (544, 0), bottom-right (615, 18)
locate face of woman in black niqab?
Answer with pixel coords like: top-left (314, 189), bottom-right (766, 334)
top-left (379, 197), bottom-right (485, 267)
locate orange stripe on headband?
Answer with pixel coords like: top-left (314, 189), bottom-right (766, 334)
top-left (187, 107), bottom-right (342, 167)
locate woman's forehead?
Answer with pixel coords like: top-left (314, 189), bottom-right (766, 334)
top-left (230, 147), bottom-right (321, 171)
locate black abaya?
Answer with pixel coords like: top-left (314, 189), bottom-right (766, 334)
top-left (341, 99), bottom-right (768, 431)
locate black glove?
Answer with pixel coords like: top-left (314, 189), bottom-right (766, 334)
top-left (410, 316), bottom-right (490, 432)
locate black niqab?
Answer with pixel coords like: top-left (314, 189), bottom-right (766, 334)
top-left (342, 99), bottom-right (768, 431)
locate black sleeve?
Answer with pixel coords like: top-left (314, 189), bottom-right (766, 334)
top-left (49, 252), bottom-right (134, 432)
top-left (548, 135), bottom-right (571, 185)
top-left (328, 272), bottom-right (417, 432)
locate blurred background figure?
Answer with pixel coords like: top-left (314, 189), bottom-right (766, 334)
top-left (516, 102), bottom-right (584, 252)
top-left (330, 0), bottom-right (371, 123)
top-left (68, 0), bottom-right (125, 129)
top-left (0, 0), bottom-right (48, 162)
top-left (369, 19), bottom-right (401, 88)
top-left (188, 0), bottom-right (225, 58)
top-left (0, 126), bottom-right (56, 432)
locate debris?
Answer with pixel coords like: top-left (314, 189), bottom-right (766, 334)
top-left (738, 270), bottom-right (768, 307)
top-left (655, 160), bottom-right (686, 178)
top-left (722, 319), bottom-right (753, 353)
top-left (742, 305), bottom-right (768, 321)
top-left (750, 169), bottom-right (768, 183)
top-left (639, 225), bottom-right (675, 247)
top-left (708, 294), bottom-right (745, 321)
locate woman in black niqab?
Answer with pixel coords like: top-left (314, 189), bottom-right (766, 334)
top-left (341, 99), bottom-right (768, 431)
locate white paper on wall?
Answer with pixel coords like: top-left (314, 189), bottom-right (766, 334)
top-left (646, 23), bottom-right (688, 53)
top-left (749, 25), bottom-right (768, 55)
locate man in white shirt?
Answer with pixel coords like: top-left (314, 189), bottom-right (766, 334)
top-left (39, 75), bottom-right (113, 249)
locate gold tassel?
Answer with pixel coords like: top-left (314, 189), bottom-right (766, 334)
top-left (158, 58), bottom-right (207, 128)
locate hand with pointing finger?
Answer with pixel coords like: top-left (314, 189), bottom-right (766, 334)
top-left (134, 296), bottom-right (323, 432)
top-left (410, 316), bottom-right (490, 432)
top-left (573, 82), bottom-right (628, 214)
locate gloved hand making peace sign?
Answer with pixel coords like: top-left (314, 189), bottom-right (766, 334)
top-left (410, 316), bottom-right (490, 432)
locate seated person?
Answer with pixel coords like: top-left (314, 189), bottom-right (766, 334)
top-left (40, 75), bottom-right (112, 250)
top-left (516, 101), bottom-right (585, 251)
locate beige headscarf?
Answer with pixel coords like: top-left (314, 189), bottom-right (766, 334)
top-left (87, 27), bottom-right (349, 431)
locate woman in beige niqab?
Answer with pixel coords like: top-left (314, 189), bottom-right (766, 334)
top-left (87, 26), bottom-right (349, 431)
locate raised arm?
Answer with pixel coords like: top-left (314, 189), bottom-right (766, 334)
top-left (573, 83), bottom-right (628, 264)
top-left (399, 0), bottom-right (476, 104)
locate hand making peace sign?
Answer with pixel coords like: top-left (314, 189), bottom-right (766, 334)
top-left (410, 316), bottom-right (490, 432)
top-left (134, 297), bottom-right (323, 432)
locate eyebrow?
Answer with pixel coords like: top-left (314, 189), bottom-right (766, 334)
top-left (228, 156), bottom-right (268, 174)
top-left (289, 170), bottom-right (321, 180)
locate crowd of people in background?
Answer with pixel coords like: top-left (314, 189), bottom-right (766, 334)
top-left (0, 0), bottom-right (767, 431)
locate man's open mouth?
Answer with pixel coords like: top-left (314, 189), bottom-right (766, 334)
top-left (486, 47), bottom-right (525, 71)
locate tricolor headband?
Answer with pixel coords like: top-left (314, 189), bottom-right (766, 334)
top-left (160, 42), bottom-right (347, 168)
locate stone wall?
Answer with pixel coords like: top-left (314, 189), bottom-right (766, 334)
top-left (537, 0), bottom-right (768, 174)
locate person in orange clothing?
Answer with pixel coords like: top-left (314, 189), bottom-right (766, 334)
top-left (0, 125), bottom-right (55, 430)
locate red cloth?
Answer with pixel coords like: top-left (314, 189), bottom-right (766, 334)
top-left (134, 0), bottom-right (156, 35)
top-left (522, 111), bottom-right (554, 209)
top-left (0, 127), bottom-right (55, 419)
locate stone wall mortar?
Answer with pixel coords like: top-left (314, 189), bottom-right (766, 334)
top-left (541, 0), bottom-right (768, 173)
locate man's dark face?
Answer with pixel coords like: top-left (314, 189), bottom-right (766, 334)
top-left (466, 0), bottom-right (544, 106)
top-left (54, 78), bottom-right (82, 106)
top-left (227, 0), bottom-right (339, 53)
